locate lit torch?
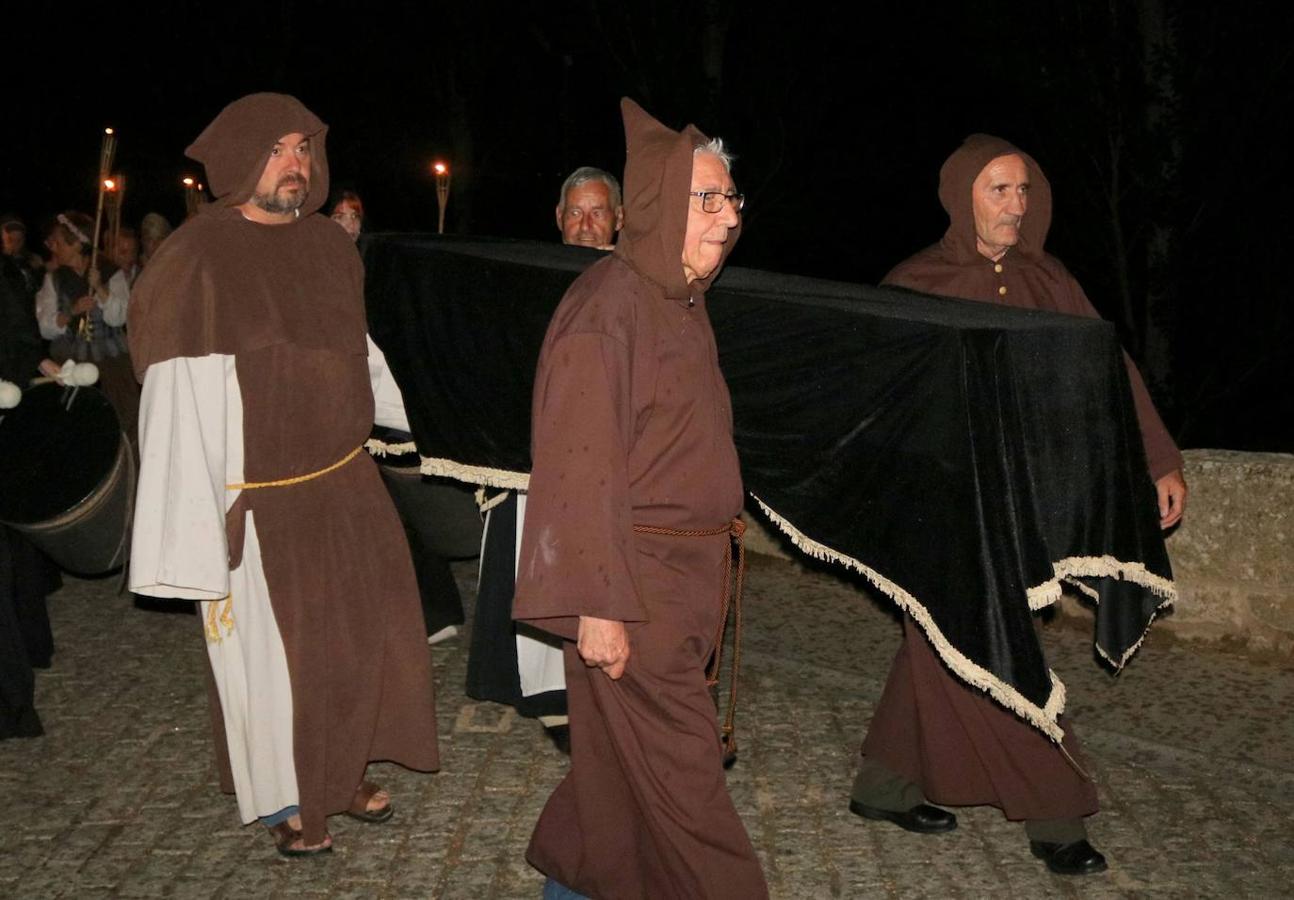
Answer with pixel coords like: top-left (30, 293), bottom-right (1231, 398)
top-left (182, 176), bottom-right (201, 218)
top-left (433, 161), bottom-right (451, 235)
top-left (103, 175), bottom-right (126, 261)
top-left (88, 128), bottom-right (117, 278)
top-left (83, 127), bottom-right (117, 345)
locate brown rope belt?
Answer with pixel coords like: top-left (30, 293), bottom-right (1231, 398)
top-left (632, 517), bottom-right (746, 761)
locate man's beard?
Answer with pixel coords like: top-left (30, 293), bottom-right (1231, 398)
top-left (252, 175), bottom-right (308, 215)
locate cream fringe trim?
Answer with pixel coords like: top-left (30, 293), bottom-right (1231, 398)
top-left (363, 441), bottom-right (523, 513)
top-left (751, 493), bottom-right (1068, 741)
top-left (1052, 556), bottom-right (1176, 671)
top-left (421, 456), bottom-right (530, 491)
top-left (362, 442), bottom-right (531, 493)
top-left (364, 438), bottom-right (418, 457)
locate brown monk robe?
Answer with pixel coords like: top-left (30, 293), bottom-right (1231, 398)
top-left (854, 134), bottom-right (1184, 847)
top-left (129, 94), bottom-right (437, 850)
top-left (512, 99), bottom-right (768, 899)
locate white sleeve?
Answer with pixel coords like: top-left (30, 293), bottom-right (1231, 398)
top-left (129, 354), bottom-right (237, 600)
top-left (98, 270), bottom-right (129, 327)
top-left (367, 333), bottom-right (411, 432)
top-left (35, 273), bottom-right (62, 339)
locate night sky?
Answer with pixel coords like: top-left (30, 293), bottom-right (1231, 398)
top-left (4, 1), bottom-right (1291, 451)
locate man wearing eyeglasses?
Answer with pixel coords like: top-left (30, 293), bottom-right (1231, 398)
top-left (511, 99), bottom-right (764, 900)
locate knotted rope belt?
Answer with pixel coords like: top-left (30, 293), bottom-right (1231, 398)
top-left (632, 517), bottom-right (746, 761)
top-left (207, 445), bottom-right (365, 643)
top-left (226, 445), bottom-right (364, 491)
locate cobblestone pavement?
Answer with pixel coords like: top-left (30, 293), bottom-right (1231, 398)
top-left (2, 554), bottom-right (1291, 899)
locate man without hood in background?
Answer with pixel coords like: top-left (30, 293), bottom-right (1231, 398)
top-left (847, 134), bottom-right (1187, 876)
top-left (466, 164), bottom-right (628, 758)
top-left (555, 166), bottom-right (624, 249)
top-left (512, 99), bottom-right (767, 900)
top-left (127, 93), bottom-right (438, 857)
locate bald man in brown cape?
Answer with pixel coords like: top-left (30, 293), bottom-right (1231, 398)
top-left (512, 99), bottom-right (768, 900)
top-left (128, 93), bottom-right (438, 857)
top-left (848, 134), bottom-right (1187, 876)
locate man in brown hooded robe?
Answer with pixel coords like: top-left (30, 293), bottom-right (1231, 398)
top-left (127, 93), bottom-right (438, 856)
top-left (848, 134), bottom-right (1187, 876)
top-left (512, 99), bottom-right (768, 900)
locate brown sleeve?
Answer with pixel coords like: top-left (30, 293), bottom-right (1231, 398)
top-left (512, 331), bottom-right (647, 640)
top-left (1120, 350), bottom-right (1185, 481)
top-left (1059, 273), bottom-right (1183, 481)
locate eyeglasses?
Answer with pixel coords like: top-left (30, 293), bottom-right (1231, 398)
top-left (688, 191), bottom-right (745, 214)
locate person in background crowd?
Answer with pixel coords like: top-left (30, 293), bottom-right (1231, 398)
top-left (1, 215), bottom-right (44, 295)
top-left (466, 164), bottom-right (627, 757)
top-left (138, 213), bottom-right (172, 267)
top-left (329, 190), bottom-right (364, 241)
top-left (555, 166), bottom-right (624, 249)
top-left (112, 227), bottom-right (141, 288)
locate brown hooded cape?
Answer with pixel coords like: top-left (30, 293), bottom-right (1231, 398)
top-left (884, 133), bottom-right (1182, 480)
top-left (511, 99), bottom-right (766, 900)
top-left (129, 93), bottom-right (437, 845)
top-left (856, 135), bottom-right (1175, 822)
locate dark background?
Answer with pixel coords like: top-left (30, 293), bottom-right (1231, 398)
top-left (3, 1), bottom-right (1290, 452)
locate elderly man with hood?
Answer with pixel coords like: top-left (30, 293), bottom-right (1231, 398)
top-left (847, 134), bottom-right (1188, 876)
top-left (511, 99), bottom-right (767, 900)
top-left (127, 93), bottom-right (438, 857)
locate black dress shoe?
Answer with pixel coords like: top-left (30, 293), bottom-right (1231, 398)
top-left (848, 800), bottom-right (957, 833)
top-left (1029, 839), bottom-right (1108, 876)
top-left (544, 723), bottom-right (571, 755)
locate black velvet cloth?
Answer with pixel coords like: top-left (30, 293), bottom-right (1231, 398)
top-left (364, 234), bottom-right (1173, 729)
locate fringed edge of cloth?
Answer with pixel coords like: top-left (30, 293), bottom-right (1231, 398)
top-left (1064, 579), bottom-right (1101, 602)
top-left (1027, 579), bottom-right (1063, 611)
top-left (420, 456), bottom-right (531, 492)
top-left (750, 493), bottom-right (1068, 743)
top-left (1053, 556), bottom-right (1177, 671)
top-left (364, 438), bottom-right (418, 457)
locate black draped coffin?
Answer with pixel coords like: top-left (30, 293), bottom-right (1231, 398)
top-left (364, 234), bottom-right (1174, 740)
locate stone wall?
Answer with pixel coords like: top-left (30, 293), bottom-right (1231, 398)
top-left (1152, 449), bottom-right (1294, 656)
top-left (742, 448), bottom-right (1294, 658)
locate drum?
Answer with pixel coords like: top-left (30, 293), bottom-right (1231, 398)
top-left (0, 383), bottom-right (135, 575)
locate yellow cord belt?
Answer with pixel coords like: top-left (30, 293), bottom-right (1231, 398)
top-left (208, 445), bottom-right (365, 643)
top-left (226, 445), bottom-right (364, 491)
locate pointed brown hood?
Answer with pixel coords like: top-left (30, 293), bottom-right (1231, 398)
top-left (937, 133), bottom-right (1051, 265)
top-left (613, 98), bottom-right (741, 302)
top-left (186, 92), bottom-right (330, 216)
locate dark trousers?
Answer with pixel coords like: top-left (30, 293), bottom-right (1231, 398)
top-left (855, 617), bottom-right (1097, 843)
top-left (0, 528), bottom-right (59, 739)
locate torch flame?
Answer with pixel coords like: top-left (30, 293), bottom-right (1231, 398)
top-left (434, 162), bottom-right (448, 175)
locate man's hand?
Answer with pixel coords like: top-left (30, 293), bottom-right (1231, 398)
top-left (1156, 469), bottom-right (1188, 529)
top-left (577, 615), bottom-right (630, 680)
top-left (70, 295), bottom-right (96, 315)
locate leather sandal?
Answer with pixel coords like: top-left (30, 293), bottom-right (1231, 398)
top-left (345, 779), bottom-right (394, 824)
top-left (268, 820), bottom-right (333, 858)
